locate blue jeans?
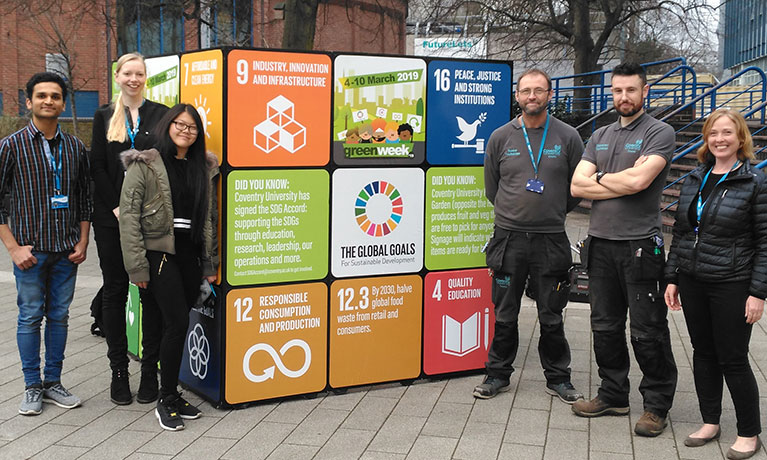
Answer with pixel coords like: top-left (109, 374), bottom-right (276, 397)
top-left (15, 251), bottom-right (77, 387)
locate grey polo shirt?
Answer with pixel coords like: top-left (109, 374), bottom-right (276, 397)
top-left (484, 115), bottom-right (584, 233)
top-left (582, 113), bottom-right (675, 240)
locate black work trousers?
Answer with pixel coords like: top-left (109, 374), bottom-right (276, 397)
top-left (678, 273), bottom-right (760, 437)
top-left (485, 230), bottom-right (573, 384)
top-left (144, 234), bottom-right (202, 398)
top-left (93, 224), bottom-right (161, 373)
top-left (588, 237), bottom-right (677, 417)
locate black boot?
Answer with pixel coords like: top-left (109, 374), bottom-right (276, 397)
top-left (110, 368), bottom-right (132, 405)
top-left (137, 369), bottom-right (159, 404)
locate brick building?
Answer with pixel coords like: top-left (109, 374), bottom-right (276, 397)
top-left (0, 0), bottom-right (407, 118)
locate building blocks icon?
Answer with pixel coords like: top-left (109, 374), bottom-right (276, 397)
top-left (253, 95), bottom-right (307, 153)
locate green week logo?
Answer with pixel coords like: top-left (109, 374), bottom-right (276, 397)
top-left (344, 144), bottom-right (414, 159)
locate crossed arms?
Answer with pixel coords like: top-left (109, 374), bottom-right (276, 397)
top-left (570, 154), bottom-right (667, 200)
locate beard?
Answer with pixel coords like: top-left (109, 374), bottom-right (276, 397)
top-left (615, 102), bottom-right (642, 117)
top-left (521, 102), bottom-right (547, 116)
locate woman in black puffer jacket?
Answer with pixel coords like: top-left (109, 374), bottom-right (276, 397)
top-left (665, 109), bottom-right (767, 459)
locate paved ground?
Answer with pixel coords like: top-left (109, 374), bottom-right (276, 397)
top-left (1, 212), bottom-right (767, 459)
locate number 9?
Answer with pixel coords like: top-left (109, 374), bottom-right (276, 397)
top-left (236, 59), bottom-right (248, 84)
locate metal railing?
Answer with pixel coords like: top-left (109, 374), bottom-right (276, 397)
top-left (546, 57), bottom-right (689, 114)
top-left (574, 63), bottom-right (699, 137)
top-left (661, 100), bottom-right (767, 212)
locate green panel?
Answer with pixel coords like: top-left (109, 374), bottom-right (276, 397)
top-left (126, 282), bottom-right (143, 358)
top-left (226, 169), bottom-right (330, 285)
top-left (425, 167), bottom-right (494, 270)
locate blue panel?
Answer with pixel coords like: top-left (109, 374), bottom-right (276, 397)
top-left (179, 296), bottom-right (222, 404)
top-left (426, 61), bottom-right (512, 165)
top-left (61, 91), bottom-right (99, 118)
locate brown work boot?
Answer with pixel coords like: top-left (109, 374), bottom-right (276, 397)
top-left (634, 411), bottom-right (667, 437)
top-left (572, 396), bottom-right (630, 417)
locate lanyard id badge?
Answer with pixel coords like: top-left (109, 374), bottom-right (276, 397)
top-left (126, 114), bottom-right (141, 149)
top-left (521, 115), bottom-right (550, 194)
top-left (51, 195), bottom-right (69, 209)
top-left (695, 160), bottom-right (738, 233)
top-left (42, 132), bottom-right (68, 209)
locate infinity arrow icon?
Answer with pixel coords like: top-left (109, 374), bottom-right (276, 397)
top-left (242, 339), bottom-right (312, 383)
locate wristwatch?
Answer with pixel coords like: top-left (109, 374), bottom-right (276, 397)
top-left (596, 171), bottom-right (607, 183)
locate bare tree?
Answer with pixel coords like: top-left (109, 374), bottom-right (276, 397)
top-left (282, 0), bottom-right (320, 49)
top-left (411, 0), bottom-right (717, 111)
top-left (5, 0), bottom-right (100, 135)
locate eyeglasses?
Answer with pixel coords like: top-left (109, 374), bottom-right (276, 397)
top-left (518, 88), bottom-right (550, 97)
top-left (172, 120), bottom-right (198, 134)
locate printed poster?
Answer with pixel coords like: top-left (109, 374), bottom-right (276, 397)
top-left (144, 55), bottom-right (180, 107)
top-left (333, 55), bottom-right (426, 166)
top-left (227, 170), bottom-right (329, 286)
top-left (110, 54), bottom-right (179, 107)
top-left (425, 167), bottom-right (494, 270)
top-left (227, 50), bottom-right (331, 167)
top-left (426, 60), bottom-right (512, 165)
top-left (331, 168), bottom-right (424, 277)
top-left (329, 275), bottom-right (422, 387)
top-left (225, 284), bottom-right (327, 403)
top-left (180, 50), bottom-right (224, 163)
top-left (423, 269), bottom-right (495, 375)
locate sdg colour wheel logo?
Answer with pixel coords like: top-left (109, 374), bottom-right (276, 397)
top-left (355, 181), bottom-right (403, 237)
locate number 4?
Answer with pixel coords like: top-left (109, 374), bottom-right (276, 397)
top-left (432, 280), bottom-right (442, 301)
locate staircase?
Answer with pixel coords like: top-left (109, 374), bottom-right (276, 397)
top-left (560, 61), bottom-right (767, 233)
top-left (662, 116), bottom-right (767, 232)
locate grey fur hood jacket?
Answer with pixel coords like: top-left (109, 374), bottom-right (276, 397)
top-left (118, 148), bottom-right (220, 284)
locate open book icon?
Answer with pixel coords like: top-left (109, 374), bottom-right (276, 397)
top-left (442, 310), bottom-right (488, 357)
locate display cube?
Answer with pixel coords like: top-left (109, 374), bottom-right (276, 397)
top-left (279, 120), bottom-right (306, 152)
top-left (254, 120), bottom-right (280, 152)
top-left (267, 95), bottom-right (294, 123)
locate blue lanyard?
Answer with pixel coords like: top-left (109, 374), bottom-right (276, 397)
top-left (41, 130), bottom-right (63, 193)
top-left (520, 115), bottom-right (550, 179)
top-left (126, 114), bottom-right (141, 149)
top-left (696, 160), bottom-right (738, 229)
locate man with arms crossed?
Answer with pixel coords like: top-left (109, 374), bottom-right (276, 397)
top-left (570, 62), bottom-right (677, 436)
top-left (474, 68), bottom-right (584, 404)
top-left (0, 72), bottom-right (92, 415)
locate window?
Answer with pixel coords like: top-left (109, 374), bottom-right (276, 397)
top-left (202, 0), bottom-right (253, 47)
top-left (45, 53), bottom-right (69, 78)
top-left (61, 91), bottom-right (99, 119)
top-left (117, 0), bottom-right (184, 56)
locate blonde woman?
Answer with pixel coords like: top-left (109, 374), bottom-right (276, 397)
top-left (90, 53), bottom-right (168, 405)
top-left (665, 109), bottom-right (766, 459)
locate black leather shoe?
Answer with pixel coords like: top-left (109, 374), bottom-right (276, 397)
top-left (137, 370), bottom-right (158, 404)
top-left (110, 368), bottom-right (132, 405)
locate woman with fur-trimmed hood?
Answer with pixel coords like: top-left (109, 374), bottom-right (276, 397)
top-left (119, 103), bottom-right (219, 432)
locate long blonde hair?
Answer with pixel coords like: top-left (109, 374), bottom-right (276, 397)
top-left (106, 53), bottom-right (145, 143)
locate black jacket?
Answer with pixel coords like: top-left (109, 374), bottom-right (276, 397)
top-left (665, 160), bottom-right (767, 298)
top-left (90, 100), bottom-right (168, 227)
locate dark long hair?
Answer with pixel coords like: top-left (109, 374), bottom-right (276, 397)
top-left (154, 104), bottom-right (209, 245)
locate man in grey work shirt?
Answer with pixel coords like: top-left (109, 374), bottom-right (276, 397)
top-left (570, 62), bottom-right (677, 437)
top-left (473, 68), bottom-right (584, 403)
